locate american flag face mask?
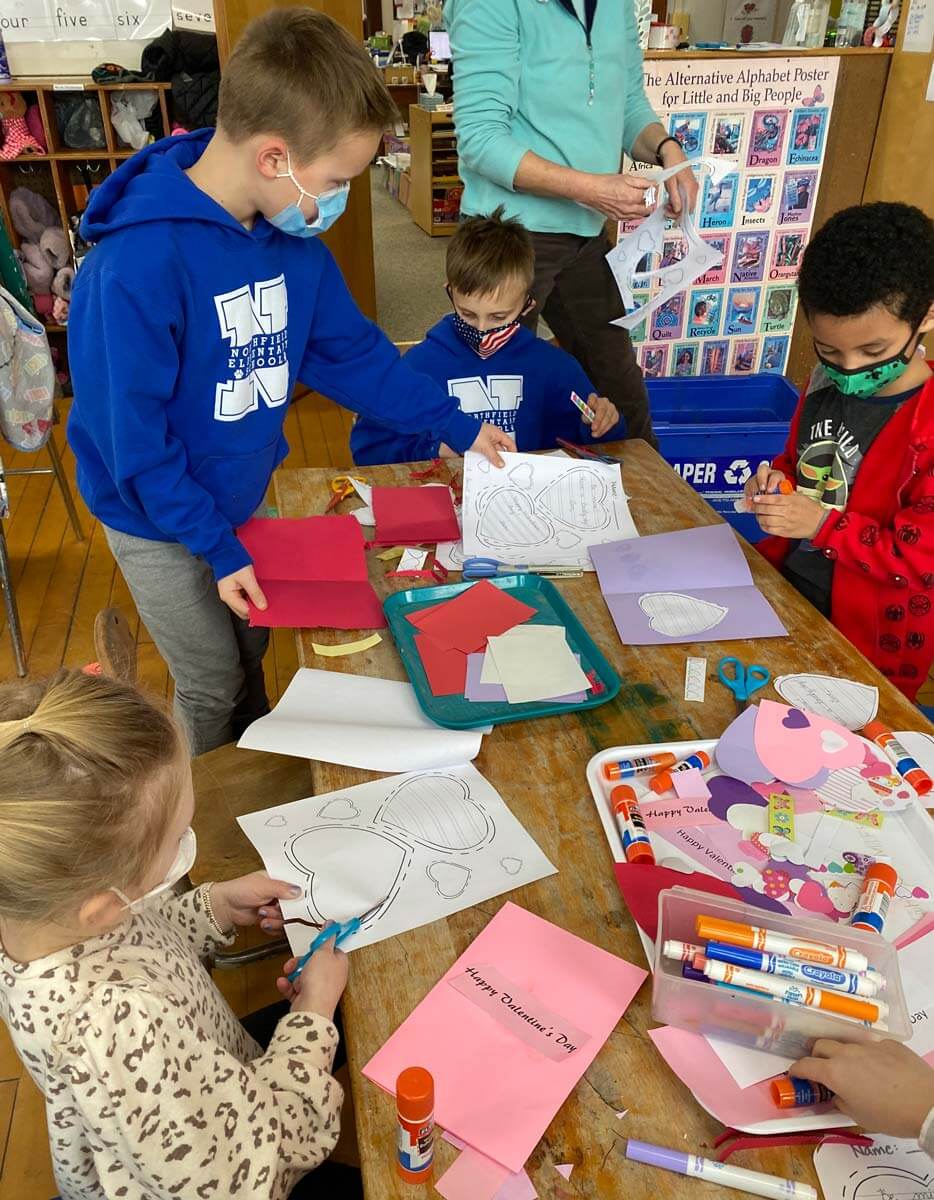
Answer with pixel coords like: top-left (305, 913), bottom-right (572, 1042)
top-left (449, 295), bottom-right (535, 360)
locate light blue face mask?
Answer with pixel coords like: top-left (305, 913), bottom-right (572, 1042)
top-left (269, 150), bottom-right (350, 238)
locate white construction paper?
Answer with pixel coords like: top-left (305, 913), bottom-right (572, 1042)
top-left (814, 1136), bottom-right (934, 1200)
top-left (639, 591), bottom-right (728, 637)
top-left (705, 1037), bottom-right (793, 1090)
top-left (237, 763), bottom-right (556, 955)
top-left (774, 673), bottom-right (879, 731)
top-left (238, 669), bottom-right (490, 772)
top-left (898, 931), bottom-right (934, 1059)
top-left (398, 547), bottom-right (428, 571)
top-left (461, 451), bottom-right (637, 570)
top-left (486, 626), bottom-right (590, 704)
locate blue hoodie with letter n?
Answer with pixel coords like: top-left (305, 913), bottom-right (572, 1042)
top-left (67, 131), bottom-right (480, 579)
top-left (350, 314), bottom-right (626, 465)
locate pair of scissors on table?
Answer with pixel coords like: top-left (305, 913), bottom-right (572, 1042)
top-left (717, 656), bottom-right (770, 714)
top-left (285, 896), bottom-right (386, 983)
top-left (462, 556), bottom-right (583, 580)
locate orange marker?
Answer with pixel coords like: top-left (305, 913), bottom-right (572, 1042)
top-left (694, 915), bottom-right (869, 973)
top-left (777, 479), bottom-right (794, 495)
top-left (396, 1067), bottom-right (434, 1183)
top-left (650, 750), bottom-right (710, 795)
top-left (697, 956), bottom-right (887, 1024)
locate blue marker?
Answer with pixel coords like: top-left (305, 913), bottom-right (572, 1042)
top-left (704, 940), bottom-right (883, 998)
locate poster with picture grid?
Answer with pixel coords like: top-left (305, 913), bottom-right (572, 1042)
top-left (622, 56), bottom-right (839, 380)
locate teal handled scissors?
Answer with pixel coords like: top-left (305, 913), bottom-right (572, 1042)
top-left (717, 656), bottom-right (771, 714)
top-left (285, 897), bottom-right (386, 983)
top-left (462, 556), bottom-right (582, 580)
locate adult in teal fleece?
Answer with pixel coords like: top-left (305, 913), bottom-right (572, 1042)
top-left (67, 130), bottom-right (484, 583)
top-left (445, 0), bottom-right (697, 447)
top-left (350, 313), bottom-right (625, 465)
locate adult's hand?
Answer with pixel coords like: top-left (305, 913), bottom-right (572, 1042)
top-left (659, 141), bottom-right (699, 216)
top-left (582, 172), bottom-right (657, 222)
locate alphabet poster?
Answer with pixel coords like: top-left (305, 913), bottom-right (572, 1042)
top-left (624, 57), bottom-right (839, 379)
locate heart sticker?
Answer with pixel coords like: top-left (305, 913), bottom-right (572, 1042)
top-left (639, 591), bottom-right (728, 638)
top-left (426, 860), bottom-right (471, 899)
top-left (754, 700), bottom-right (865, 786)
top-left (477, 487), bottom-right (553, 548)
top-left (538, 468), bottom-right (610, 532)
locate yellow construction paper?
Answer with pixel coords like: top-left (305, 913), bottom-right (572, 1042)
top-left (311, 634), bottom-right (382, 657)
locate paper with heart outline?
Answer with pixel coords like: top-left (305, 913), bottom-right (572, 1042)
top-left (238, 668), bottom-right (490, 772)
top-left (238, 764), bottom-right (555, 957)
top-left (773, 673), bottom-right (879, 731)
top-left (589, 524), bottom-right (786, 645)
top-left (485, 626), bottom-right (591, 704)
top-left (363, 902), bottom-right (647, 1172)
top-left (461, 451), bottom-right (637, 569)
top-left (814, 1135), bottom-right (934, 1200)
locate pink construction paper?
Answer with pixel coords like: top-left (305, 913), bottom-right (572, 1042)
top-left (448, 963), bottom-right (591, 1062)
top-left (363, 902), bottom-right (647, 1172)
top-left (673, 768), bottom-right (711, 802)
top-left (437, 1147), bottom-right (512, 1200)
top-left (754, 701), bottom-right (865, 786)
top-left (555, 1164), bottom-right (574, 1180)
top-left (640, 795), bottom-right (721, 831)
top-left (495, 1171), bottom-right (538, 1200)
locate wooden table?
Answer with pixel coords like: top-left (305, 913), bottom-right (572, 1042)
top-left (212, 442), bottom-right (931, 1199)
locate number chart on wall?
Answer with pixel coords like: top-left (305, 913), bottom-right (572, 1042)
top-left (624, 56), bottom-right (839, 381)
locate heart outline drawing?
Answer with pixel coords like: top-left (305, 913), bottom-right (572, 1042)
top-left (639, 591), bottom-right (728, 638)
top-left (426, 860), bottom-right (471, 899)
top-left (537, 468), bottom-right (611, 532)
top-left (477, 487), bottom-right (553, 548)
top-left (316, 798), bottom-right (361, 820)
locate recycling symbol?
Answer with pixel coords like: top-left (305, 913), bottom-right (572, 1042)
top-left (724, 459), bottom-right (752, 486)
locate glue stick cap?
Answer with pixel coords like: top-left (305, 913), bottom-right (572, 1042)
top-left (770, 1077), bottom-right (798, 1108)
top-left (610, 784), bottom-right (638, 807)
top-left (862, 719), bottom-right (890, 741)
top-left (397, 1067), bottom-right (433, 1123)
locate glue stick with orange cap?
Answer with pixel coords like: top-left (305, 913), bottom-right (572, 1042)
top-left (863, 721), bottom-right (932, 795)
top-left (611, 785), bottom-right (656, 864)
top-left (650, 750), bottom-right (710, 795)
top-left (850, 861), bottom-right (898, 934)
top-left (396, 1066), bottom-right (434, 1183)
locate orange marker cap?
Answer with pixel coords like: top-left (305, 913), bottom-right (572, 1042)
top-left (777, 479), bottom-right (794, 495)
top-left (695, 916), bottom-right (754, 948)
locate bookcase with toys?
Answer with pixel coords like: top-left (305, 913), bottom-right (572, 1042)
top-left (0, 79), bottom-right (172, 350)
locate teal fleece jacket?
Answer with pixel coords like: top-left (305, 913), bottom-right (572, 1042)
top-left (445, 0), bottom-right (659, 237)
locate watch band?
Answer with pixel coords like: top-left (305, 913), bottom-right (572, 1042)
top-left (655, 135), bottom-right (682, 164)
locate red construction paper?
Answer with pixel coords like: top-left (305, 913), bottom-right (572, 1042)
top-left (237, 515), bottom-right (385, 630)
top-left (409, 580), bottom-right (537, 654)
top-left (371, 485), bottom-right (461, 546)
top-left (414, 632), bottom-right (468, 696)
top-left (613, 864), bottom-right (745, 941)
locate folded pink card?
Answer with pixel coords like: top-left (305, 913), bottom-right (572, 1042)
top-left (363, 902), bottom-right (646, 1172)
top-left (237, 515), bottom-right (384, 630)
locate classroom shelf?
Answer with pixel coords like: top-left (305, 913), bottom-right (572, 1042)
top-left (408, 104), bottom-right (462, 237)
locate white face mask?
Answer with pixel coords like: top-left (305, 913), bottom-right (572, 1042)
top-left (112, 828), bottom-right (197, 912)
top-left (606, 156), bottom-right (735, 331)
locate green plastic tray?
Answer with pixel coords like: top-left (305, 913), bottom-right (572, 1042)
top-left (384, 574), bottom-right (621, 730)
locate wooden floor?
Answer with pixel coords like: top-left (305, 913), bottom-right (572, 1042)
top-left (0, 389), bottom-right (353, 1197)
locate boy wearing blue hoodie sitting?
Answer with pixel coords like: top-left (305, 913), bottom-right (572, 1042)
top-left (350, 209), bottom-right (624, 465)
top-left (67, 9), bottom-right (513, 755)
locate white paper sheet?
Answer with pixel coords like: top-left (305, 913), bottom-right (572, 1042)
top-left (486, 626), bottom-right (590, 704)
top-left (639, 591), bottom-right (728, 637)
top-left (814, 1135), bottom-right (932, 1200)
top-left (898, 931), bottom-right (934, 1059)
top-left (237, 763), bottom-right (557, 954)
top-left (705, 1037), bottom-right (793, 1090)
top-left (461, 451), bottom-right (637, 570)
top-left (238, 669), bottom-right (490, 772)
top-left (774, 673), bottom-right (879, 731)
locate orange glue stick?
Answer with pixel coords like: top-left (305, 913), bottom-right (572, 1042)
top-left (396, 1066), bottom-right (434, 1183)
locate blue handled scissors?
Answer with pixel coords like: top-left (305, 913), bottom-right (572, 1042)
top-left (462, 556), bottom-right (582, 580)
top-left (717, 656), bottom-right (771, 714)
top-left (285, 896), bottom-right (386, 983)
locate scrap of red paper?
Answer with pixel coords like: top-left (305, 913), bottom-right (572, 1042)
top-left (413, 632), bottom-right (468, 696)
top-left (613, 864), bottom-right (745, 941)
top-left (408, 580), bottom-right (537, 655)
top-left (371, 485), bottom-right (460, 546)
top-left (237, 515), bottom-right (385, 630)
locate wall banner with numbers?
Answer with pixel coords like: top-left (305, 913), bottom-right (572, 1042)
top-left (624, 56), bottom-right (839, 381)
top-left (0, 0), bottom-right (171, 42)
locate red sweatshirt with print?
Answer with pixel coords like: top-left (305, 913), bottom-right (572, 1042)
top-left (758, 366), bottom-right (934, 702)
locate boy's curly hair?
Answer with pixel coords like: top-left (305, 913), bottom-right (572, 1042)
top-left (798, 202), bottom-right (934, 328)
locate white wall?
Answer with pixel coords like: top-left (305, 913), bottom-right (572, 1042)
top-left (7, 37), bottom-right (147, 76)
top-left (672, 0), bottom-right (797, 43)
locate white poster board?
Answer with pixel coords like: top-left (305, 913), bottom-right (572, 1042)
top-left (0, 0), bottom-right (171, 42)
top-left (172, 0), bottom-right (214, 34)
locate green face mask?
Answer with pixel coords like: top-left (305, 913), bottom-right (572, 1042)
top-left (817, 330), bottom-right (918, 399)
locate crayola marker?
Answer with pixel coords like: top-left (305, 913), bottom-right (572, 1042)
top-left (694, 915), bottom-right (869, 973)
top-left (695, 956), bottom-right (887, 1024)
top-left (649, 750), bottom-right (711, 795)
top-left (611, 785), bottom-right (655, 864)
top-left (702, 940), bottom-right (883, 997)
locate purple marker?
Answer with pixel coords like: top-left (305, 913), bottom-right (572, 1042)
top-left (626, 1140), bottom-right (817, 1199)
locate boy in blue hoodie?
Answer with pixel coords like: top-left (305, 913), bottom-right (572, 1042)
top-left (351, 209), bottom-right (624, 465)
top-left (67, 9), bottom-right (513, 755)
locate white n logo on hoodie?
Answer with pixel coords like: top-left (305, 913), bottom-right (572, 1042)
top-left (214, 275), bottom-right (289, 421)
top-left (447, 375), bottom-right (523, 435)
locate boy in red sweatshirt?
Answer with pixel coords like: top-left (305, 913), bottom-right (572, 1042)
top-left (744, 203), bottom-right (934, 703)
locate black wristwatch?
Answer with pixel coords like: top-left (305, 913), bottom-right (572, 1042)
top-left (655, 135), bottom-right (682, 164)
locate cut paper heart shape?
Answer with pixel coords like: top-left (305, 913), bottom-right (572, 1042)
top-left (285, 825), bottom-right (408, 923)
top-left (316, 798), bottom-right (360, 820)
top-left (715, 706), bottom-right (773, 784)
top-left (537, 467), bottom-right (610, 532)
top-left (427, 860), bottom-right (471, 899)
top-left (477, 488), bottom-right (553, 548)
top-left (378, 772), bottom-right (493, 851)
top-left (639, 591), bottom-right (728, 638)
top-left (754, 700), bottom-right (866, 786)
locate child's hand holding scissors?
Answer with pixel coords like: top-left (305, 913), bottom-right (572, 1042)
top-left (276, 928), bottom-right (349, 1020)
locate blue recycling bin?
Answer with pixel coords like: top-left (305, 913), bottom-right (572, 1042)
top-left (648, 373), bottom-right (799, 543)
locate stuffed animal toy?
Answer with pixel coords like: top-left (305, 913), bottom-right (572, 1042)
top-left (0, 92), bottom-right (43, 160)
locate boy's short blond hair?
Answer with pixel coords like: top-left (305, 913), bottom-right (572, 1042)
top-left (218, 8), bottom-right (397, 163)
top-left (447, 207), bottom-right (536, 298)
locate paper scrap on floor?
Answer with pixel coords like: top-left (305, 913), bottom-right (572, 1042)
top-left (465, 651), bottom-right (587, 704)
top-left (237, 669), bottom-right (490, 771)
top-left (773, 672), bottom-right (879, 731)
top-left (461, 450), bottom-right (637, 570)
top-left (237, 515), bottom-right (385, 630)
top-left (363, 902), bottom-right (647, 1172)
top-left (485, 625), bottom-right (591, 704)
top-left (589, 523), bottom-right (786, 645)
top-left (238, 765), bottom-right (555, 956)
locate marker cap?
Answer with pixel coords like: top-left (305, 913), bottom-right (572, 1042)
top-left (626, 1139), bottom-right (689, 1174)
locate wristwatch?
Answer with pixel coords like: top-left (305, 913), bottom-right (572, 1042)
top-left (655, 135), bottom-right (682, 164)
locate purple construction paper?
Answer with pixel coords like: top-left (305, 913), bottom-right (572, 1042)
top-left (602, 586), bottom-right (786, 646)
top-left (463, 652), bottom-right (587, 705)
top-left (714, 705), bottom-right (773, 783)
top-left (589, 524), bottom-right (752, 593)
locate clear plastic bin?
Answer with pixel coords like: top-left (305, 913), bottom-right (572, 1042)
top-left (652, 887), bottom-right (910, 1059)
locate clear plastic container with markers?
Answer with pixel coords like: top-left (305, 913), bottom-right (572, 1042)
top-left (652, 888), bottom-right (910, 1060)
